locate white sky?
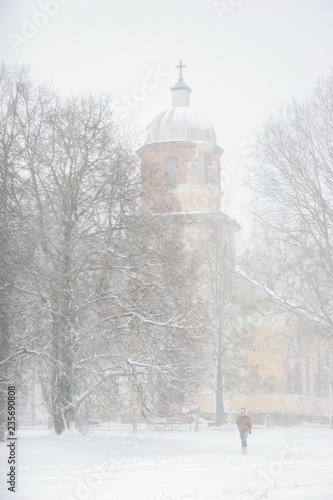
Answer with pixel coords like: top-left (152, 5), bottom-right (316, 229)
top-left (1, 0), bottom-right (332, 218)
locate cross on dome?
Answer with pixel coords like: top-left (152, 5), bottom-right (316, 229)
top-left (176, 59), bottom-right (186, 82)
top-left (171, 60), bottom-right (191, 107)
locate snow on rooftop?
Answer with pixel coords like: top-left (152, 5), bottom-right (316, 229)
top-left (236, 269), bottom-right (329, 327)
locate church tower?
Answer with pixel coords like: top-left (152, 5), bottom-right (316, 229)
top-left (137, 62), bottom-right (239, 420)
top-left (136, 60), bottom-right (239, 287)
top-left (137, 60), bottom-right (223, 213)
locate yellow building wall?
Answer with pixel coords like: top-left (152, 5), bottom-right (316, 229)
top-left (226, 393), bottom-right (329, 416)
top-left (197, 393), bottom-right (215, 413)
top-left (196, 302), bottom-right (331, 420)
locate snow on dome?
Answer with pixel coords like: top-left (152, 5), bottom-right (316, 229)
top-left (144, 107), bottom-right (217, 146)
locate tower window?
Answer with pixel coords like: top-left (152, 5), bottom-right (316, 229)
top-left (166, 156), bottom-right (178, 188)
top-left (288, 342), bottom-right (299, 394)
top-left (197, 158), bottom-right (207, 186)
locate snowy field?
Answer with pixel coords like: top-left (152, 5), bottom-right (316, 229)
top-left (1, 426), bottom-right (333, 500)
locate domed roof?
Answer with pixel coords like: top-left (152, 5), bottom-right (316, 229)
top-left (144, 106), bottom-right (217, 146)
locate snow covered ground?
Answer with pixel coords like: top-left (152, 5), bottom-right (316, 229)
top-left (1, 426), bottom-right (333, 499)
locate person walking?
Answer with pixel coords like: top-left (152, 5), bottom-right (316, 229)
top-left (236, 407), bottom-right (252, 454)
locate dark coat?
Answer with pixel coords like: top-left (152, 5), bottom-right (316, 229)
top-left (236, 415), bottom-right (252, 432)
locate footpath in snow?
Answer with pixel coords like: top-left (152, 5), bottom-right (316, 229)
top-left (1, 426), bottom-right (333, 499)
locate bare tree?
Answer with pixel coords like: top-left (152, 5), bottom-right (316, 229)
top-left (244, 71), bottom-right (333, 328)
top-left (12, 87), bottom-right (150, 433)
top-left (0, 64), bottom-right (32, 437)
top-left (0, 65), bottom-right (206, 433)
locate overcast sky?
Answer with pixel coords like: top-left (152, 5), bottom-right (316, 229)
top-left (1, 0), bottom-right (332, 217)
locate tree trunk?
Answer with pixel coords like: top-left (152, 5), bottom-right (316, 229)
top-left (215, 323), bottom-right (226, 426)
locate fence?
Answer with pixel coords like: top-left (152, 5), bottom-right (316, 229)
top-left (16, 413), bottom-right (333, 435)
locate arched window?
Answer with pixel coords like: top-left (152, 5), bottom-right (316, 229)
top-left (315, 358), bottom-right (328, 398)
top-left (166, 156), bottom-right (178, 188)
